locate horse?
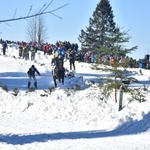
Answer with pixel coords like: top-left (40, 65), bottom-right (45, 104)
top-left (52, 66), bottom-right (65, 88)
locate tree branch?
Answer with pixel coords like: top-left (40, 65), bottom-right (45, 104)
top-left (0, 3), bottom-right (69, 23)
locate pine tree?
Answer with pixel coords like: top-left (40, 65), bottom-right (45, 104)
top-left (96, 27), bottom-right (138, 103)
top-left (98, 26), bottom-right (138, 62)
top-left (78, 0), bottom-right (116, 52)
top-left (78, 0), bottom-right (138, 103)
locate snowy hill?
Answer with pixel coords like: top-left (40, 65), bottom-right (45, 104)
top-left (0, 45), bottom-right (150, 150)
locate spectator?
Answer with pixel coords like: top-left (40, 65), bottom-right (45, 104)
top-left (30, 44), bottom-right (37, 61)
top-left (69, 50), bottom-right (75, 70)
top-left (110, 56), bottom-right (115, 67)
top-left (2, 40), bottom-right (8, 56)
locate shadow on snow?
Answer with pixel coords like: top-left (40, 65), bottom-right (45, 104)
top-left (0, 112), bottom-right (150, 145)
top-left (0, 72), bottom-right (53, 90)
top-left (0, 71), bottom-right (104, 91)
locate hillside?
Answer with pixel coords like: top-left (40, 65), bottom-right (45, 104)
top-left (0, 45), bottom-right (150, 150)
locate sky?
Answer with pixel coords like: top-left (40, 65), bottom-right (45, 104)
top-left (1, 0), bottom-right (150, 60)
top-left (0, 44), bottom-right (150, 149)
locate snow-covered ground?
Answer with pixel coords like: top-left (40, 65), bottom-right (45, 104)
top-left (0, 45), bottom-right (150, 150)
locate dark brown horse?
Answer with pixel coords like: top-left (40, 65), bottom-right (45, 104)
top-left (52, 66), bottom-right (65, 88)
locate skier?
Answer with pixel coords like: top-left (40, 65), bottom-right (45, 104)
top-left (27, 65), bottom-right (41, 89)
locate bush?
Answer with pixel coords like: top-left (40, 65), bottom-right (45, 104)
top-left (27, 87), bottom-right (36, 92)
top-left (12, 87), bottom-right (19, 96)
top-left (1, 85), bottom-right (8, 92)
top-left (129, 88), bottom-right (146, 103)
top-left (43, 87), bottom-right (55, 95)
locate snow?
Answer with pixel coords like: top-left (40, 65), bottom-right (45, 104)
top-left (0, 45), bottom-right (150, 150)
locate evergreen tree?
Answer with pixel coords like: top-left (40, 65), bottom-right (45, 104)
top-left (98, 26), bottom-right (138, 63)
top-left (95, 27), bottom-right (138, 103)
top-left (78, 0), bottom-right (138, 104)
top-left (78, 0), bottom-right (116, 52)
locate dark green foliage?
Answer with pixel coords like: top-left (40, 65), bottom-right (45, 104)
top-left (27, 87), bottom-right (36, 92)
top-left (94, 25), bottom-right (137, 103)
top-left (129, 88), bottom-right (147, 103)
top-left (12, 87), bottom-right (19, 96)
top-left (64, 87), bottom-right (75, 97)
top-left (78, 0), bottom-right (138, 62)
top-left (1, 85), bottom-right (8, 92)
top-left (97, 26), bottom-right (138, 62)
top-left (40, 93), bottom-right (48, 97)
top-left (43, 87), bottom-right (55, 95)
top-left (78, 0), bottom-right (116, 52)
top-left (97, 66), bottom-right (139, 102)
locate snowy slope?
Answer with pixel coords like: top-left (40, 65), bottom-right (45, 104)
top-left (0, 45), bottom-right (150, 150)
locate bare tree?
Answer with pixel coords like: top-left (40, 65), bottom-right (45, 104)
top-left (0, 1), bottom-right (68, 41)
top-left (0, 1), bottom-right (68, 23)
top-left (26, 16), bottom-right (37, 42)
top-left (37, 15), bottom-right (48, 44)
top-left (26, 15), bottom-right (48, 44)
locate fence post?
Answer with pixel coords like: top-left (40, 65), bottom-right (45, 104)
top-left (119, 85), bottom-right (124, 111)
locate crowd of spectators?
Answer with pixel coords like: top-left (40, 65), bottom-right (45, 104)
top-left (0, 39), bottom-right (150, 70)
top-left (0, 39), bottom-right (79, 60)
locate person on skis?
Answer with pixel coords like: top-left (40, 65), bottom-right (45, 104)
top-left (27, 65), bottom-right (41, 89)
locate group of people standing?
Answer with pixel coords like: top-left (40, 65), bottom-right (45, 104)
top-left (0, 39), bottom-right (77, 89)
top-left (27, 47), bottom-right (76, 89)
top-left (18, 42), bottom-right (38, 61)
top-left (50, 48), bottom-right (76, 88)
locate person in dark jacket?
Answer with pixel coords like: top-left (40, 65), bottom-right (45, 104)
top-left (27, 65), bottom-right (41, 88)
top-left (51, 54), bottom-right (64, 69)
top-left (2, 40), bottom-right (8, 56)
top-left (69, 50), bottom-right (75, 70)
